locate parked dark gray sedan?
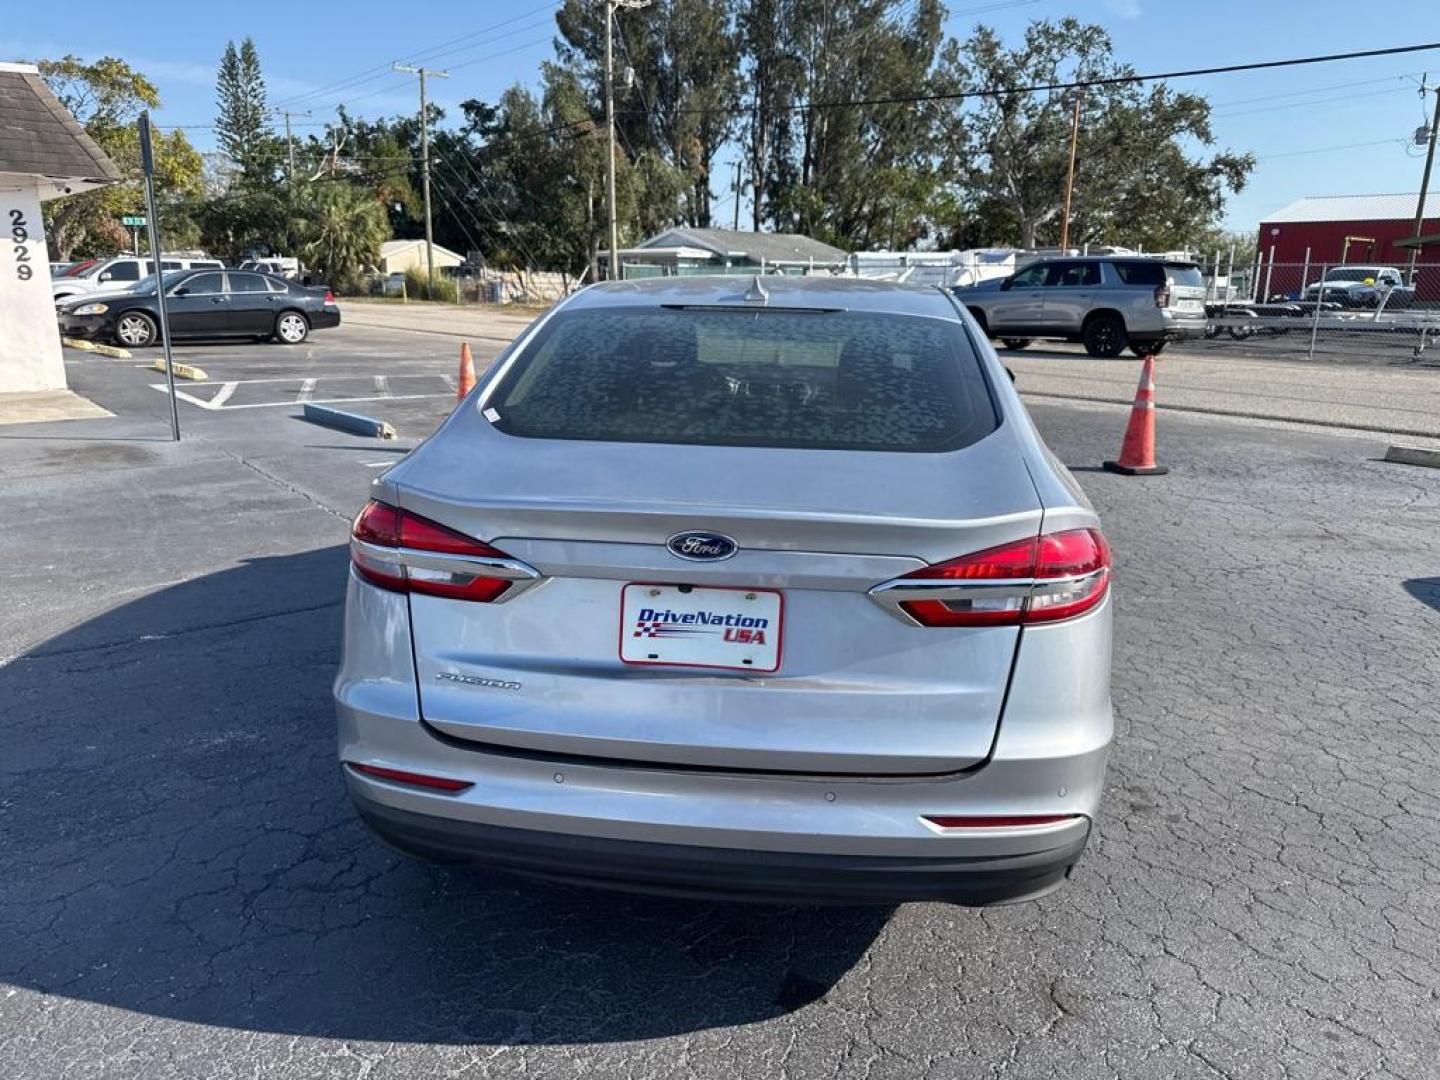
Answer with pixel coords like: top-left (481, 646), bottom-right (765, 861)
top-left (335, 275), bottom-right (1114, 905)
top-left (57, 268), bottom-right (340, 346)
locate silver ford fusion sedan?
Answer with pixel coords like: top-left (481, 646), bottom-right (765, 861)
top-left (335, 275), bottom-right (1113, 905)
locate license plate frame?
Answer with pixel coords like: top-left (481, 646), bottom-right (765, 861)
top-left (620, 583), bottom-right (783, 673)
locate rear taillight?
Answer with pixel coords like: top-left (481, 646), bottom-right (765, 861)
top-left (870, 528), bottom-right (1111, 627)
top-left (349, 499), bottom-right (540, 602)
top-left (1154, 284), bottom-right (1170, 308)
top-left (323, 290), bottom-right (335, 304)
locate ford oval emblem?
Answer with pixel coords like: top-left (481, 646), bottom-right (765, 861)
top-left (667, 531), bottom-right (738, 562)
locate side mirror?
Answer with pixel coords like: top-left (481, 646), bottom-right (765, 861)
top-left (173, 286), bottom-right (190, 296)
top-left (999, 277), bottom-right (1013, 291)
top-left (98, 272), bottom-right (112, 282)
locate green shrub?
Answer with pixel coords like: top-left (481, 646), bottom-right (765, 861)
top-left (403, 267), bottom-right (459, 303)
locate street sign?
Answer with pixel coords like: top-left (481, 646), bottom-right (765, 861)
top-left (121, 215), bottom-right (146, 227)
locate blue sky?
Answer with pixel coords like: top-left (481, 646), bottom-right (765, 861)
top-left (6, 0), bottom-right (1440, 236)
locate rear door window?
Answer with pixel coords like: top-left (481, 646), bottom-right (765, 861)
top-left (488, 308), bottom-right (999, 452)
top-left (227, 272), bottom-right (268, 293)
top-left (1045, 262), bottom-right (1100, 287)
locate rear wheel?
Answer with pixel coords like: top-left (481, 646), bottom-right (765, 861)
top-left (1129, 340), bottom-right (1166, 357)
top-left (274, 311), bottom-right (309, 344)
top-left (115, 311), bottom-right (157, 348)
top-left (1000, 338), bottom-right (1033, 350)
top-left (1082, 313), bottom-right (1126, 358)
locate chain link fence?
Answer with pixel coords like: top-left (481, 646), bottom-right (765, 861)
top-left (1198, 261), bottom-right (1440, 364)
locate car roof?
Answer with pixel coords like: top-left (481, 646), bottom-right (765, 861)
top-left (565, 274), bottom-right (962, 318)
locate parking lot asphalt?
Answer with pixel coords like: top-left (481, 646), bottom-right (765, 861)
top-left (2, 322), bottom-right (1439, 1079)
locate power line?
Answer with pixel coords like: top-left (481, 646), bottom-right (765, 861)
top-left (1213, 84), bottom-right (1414, 119)
top-left (1209, 69), bottom-right (1427, 109)
top-left (273, 3), bottom-right (560, 108)
top-left (617, 40), bottom-right (1440, 119)
top-left (1255, 137), bottom-right (1407, 160)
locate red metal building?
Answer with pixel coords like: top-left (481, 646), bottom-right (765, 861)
top-left (1256, 192), bottom-right (1440, 300)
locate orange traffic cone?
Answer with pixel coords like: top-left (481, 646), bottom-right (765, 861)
top-left (457, 342), bottom-right (476, 400)
top-left (1103, 354), bottom-right (1168, 476)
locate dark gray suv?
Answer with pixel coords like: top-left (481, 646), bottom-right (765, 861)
top-left (953, 257), bottom-right (1208, 357)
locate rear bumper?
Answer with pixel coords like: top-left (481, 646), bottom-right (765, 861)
top-left (352, 786), bottom-right (1090, 905)
top-left (311, 307), bottom-right (341, 329)
top-left (336, 574), bottom-right (1112, 906)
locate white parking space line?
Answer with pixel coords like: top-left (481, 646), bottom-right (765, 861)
top-left (298, 378), bottom-right (317, 402)
top-left (147, 384), bottom-right (450, 410)
top-left (210, 381), bottom-right (239, 408)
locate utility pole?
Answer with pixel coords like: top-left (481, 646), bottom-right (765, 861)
top-left (276, 109), bottom-right (312, 188)
top-left (394, 62), bottom-right (450, 295)
top-left (732, 159), bottom-right (742, 231)
top-left (1059, 90), bottom-right (1083, 253)
top-left (1406, 77), bottom-right (1440, 284)
top-left (604, 0), bottom-right (651, 280)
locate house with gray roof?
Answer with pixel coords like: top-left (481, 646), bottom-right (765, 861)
top-left (607, 227), bottom-right (849, 278)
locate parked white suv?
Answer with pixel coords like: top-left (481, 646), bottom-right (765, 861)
top-left (953, 256), bottom-right (1209, 357)
top-left (51, 255), bottom-right (224, 303)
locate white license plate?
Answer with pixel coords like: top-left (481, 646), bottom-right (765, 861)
top-left (620, 583), bottom-right (782, 672)
top-left (1175, 298), bottom-right (1204, 312)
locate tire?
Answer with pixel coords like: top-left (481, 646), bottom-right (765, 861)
top-left (1081, 313), bottom-right (1127, 358)
top-left (114, 311), bottom-right (157, 348)
top-left (274, 311), bottom-right (309, 344)
top-left (1000, 338), bottom-right (1033, 350)
top-left (1130, 340), bottom-right (1167, 357)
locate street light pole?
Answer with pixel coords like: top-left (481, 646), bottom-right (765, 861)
top-left (394, 63), bottom-right (450, 296)
top-left (1060, 90), bottom-right (1083, 253)
top-left (604, 0), bottom-right (651, 281)
top-left (1406, 78), bottom-right (1440, 284)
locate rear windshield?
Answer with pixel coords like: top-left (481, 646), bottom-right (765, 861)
top-left (487, 307), bottom-right (999, 452)
top-left (1112, 261), bottom-right (1203, 288)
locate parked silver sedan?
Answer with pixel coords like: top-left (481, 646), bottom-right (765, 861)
top-left (335, 275), bottom-right (1113, 905)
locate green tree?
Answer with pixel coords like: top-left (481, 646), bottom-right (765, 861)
top-left (38, 56), bottom-right (204, 260)
top-left (934, 18), bottom-right (1253, 250)
top-left (295, 182), bottom-right (390, 290)
top-left (215, 38), bottom-right (280, 189)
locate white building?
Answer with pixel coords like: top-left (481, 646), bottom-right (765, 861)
top-left (377, 239), bottom-right (465, 276)
top-left (0, 62), bottom-right (121, 396)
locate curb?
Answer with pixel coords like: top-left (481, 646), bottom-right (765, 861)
top-left (92, 343), bottom-right (132, 359)
top-left (302, 403), bottom-right (396, 439)
top-left (62, 337), bottom-right (96, 351)
top-left (150, 360), bottom-right (207, 380)
top-left (1383, 445), bottom-right (1440, 469)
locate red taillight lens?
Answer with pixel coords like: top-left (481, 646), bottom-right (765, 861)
top-left (323, 290), bottom-right (335, 303)
top-left (347, 762), bottom-right (472, 793)
top-left (897, 528), bottom-right (1110, 627)
top-left (1154, 284), bottom-right (1170, 308)
top-left (350, 500), bottom-right (513, 602)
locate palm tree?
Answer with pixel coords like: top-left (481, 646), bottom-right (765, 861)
top-left (296, 182), bottom-right (389, 289)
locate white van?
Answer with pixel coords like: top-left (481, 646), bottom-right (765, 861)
top-left (51, 255), bottom-right (225, 303)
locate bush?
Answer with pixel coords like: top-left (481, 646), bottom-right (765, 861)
top-left (402, 267), bottom-right (459, 303)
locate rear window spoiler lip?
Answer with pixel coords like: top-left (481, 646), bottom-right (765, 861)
top-left (657, 303), bottom-right (845, 314)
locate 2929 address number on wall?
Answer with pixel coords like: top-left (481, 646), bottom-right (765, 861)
top-left (9, 209), bottom-right (34, 281)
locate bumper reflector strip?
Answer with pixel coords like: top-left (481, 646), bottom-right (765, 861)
top-left (347, 762), bottom-right (473, 793)
top-left (922, 814), bottom-right (1079, 829)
